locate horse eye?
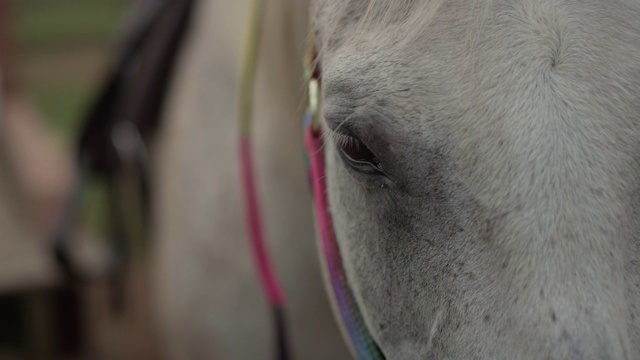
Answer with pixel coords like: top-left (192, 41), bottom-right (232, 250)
top-left (336, 133), bottom-right (386, 176)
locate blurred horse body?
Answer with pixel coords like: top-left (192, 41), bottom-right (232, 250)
top-left (151, 1), bottom-right (350, 359)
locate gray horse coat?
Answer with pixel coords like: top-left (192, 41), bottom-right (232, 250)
top-left (314, 0), bottom-right (640, 359)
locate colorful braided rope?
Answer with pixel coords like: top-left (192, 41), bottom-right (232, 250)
top-left (304, 118), bottom-right (385, 360)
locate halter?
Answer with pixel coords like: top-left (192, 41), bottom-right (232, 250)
top-left (303, 35), bottom-right (385, 360)
top-left (238, 3), bottom-right (384, 358)
top-left (237, 0), bottom-right (288, 358)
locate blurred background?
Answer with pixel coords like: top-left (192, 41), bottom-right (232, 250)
top-left (1, 1), bottom-right (345, 359)
top-left (17, 0), bottom-right (128, 141)
top-left (12, 0), bottom-right (131, 231)
top-left (0, 1), bottom-right (164, 358)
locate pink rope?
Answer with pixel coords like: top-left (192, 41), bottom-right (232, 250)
top-left (239, 136), bottom-right (285, 307)
top-left (304, 128), bottom-right (332, 258)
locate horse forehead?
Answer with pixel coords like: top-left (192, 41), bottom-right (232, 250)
top-left (321, 0), bottom-right (640, 110)
top-left (317, 0), bottom-right (640, 64)
top-left (321, 0), bottom-right (640, 200)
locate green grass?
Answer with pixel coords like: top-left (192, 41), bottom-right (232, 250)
top-left (84, 176), bottom-right (110, 236)
top-left (16, 0), bottom-right (128, 138)
top-left (16, 0), bottom-right (129, 50)
top-left (27, 84), bottom-right (94, 139)
top-left (15, 1), bottom-right (129, 235)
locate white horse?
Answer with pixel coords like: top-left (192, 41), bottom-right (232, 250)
top-left (153, 0), bottom-right (640, 359)
top-left (313, 0), bottom-right (640, 359)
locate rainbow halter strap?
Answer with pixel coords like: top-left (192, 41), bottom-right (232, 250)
top-left (237, 0), bottom-right (384, 358)
top-left (302, 38), bottom-right (384, 360)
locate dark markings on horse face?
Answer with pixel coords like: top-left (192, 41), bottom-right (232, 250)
top-left (376, 98), bottom-right (388, 107)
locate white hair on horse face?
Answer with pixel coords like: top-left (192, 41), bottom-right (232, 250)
top-left (312, 0), bottom-right (640, 358)
top-left (357, 0), bottom-right (446, 34)
top-left (317, 0), bottom-right (446, 50)
top-left (315, 0), bottom-right (495, 63)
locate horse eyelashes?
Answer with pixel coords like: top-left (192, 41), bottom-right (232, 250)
top-left (333, 131), bottom-right (363, 152)
top-left (333, 132), bottom-right (386, 176)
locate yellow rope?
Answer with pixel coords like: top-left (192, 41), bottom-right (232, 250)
top-left (305, 27), bottom-right (322, 131)
top-left (238, 0), bottom-right (265, 136)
